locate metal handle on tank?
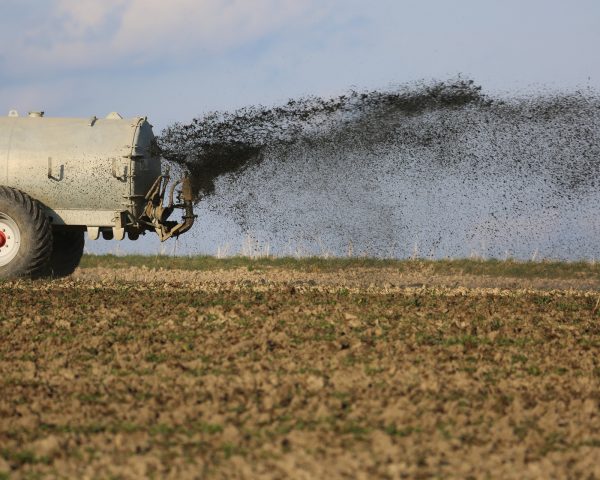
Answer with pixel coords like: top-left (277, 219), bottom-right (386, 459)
top-left (48, 157), bottom-right (64, 181)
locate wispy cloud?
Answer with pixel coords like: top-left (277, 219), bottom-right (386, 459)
top-left (2, 0), bottom-right (328, 76)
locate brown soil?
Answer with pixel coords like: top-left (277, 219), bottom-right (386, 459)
top-left (76, 265), bottom-right (600, 291)
top-left (1, 266), bottom-right (599, 479)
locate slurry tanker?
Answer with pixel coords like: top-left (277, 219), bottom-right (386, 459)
top-left (0, 110), bottom-right (195, 278)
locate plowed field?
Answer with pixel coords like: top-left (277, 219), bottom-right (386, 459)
top-left (1, 259), bottom-right (600, 479)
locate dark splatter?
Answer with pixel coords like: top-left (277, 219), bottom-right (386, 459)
top-left (158, 79), bottom-right (600, 259)
top-left (158, 79), bottom-right (490, 199)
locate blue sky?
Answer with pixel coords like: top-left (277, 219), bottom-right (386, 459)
top-left (2, 0), bottom-right (599, 130)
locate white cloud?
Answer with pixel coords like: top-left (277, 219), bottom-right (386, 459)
top-left (55, 0), bottom-right (127, 37)
top-left (2, 0), bottom-right (328, 75)
top-left (112, 0), bottom-right (319, 60)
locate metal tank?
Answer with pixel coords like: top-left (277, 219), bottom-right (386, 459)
top-left (0, 110), bottom-right (195, 278)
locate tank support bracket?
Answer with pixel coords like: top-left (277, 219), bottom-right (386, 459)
top-left (142, 173), bottom-right (196, 242)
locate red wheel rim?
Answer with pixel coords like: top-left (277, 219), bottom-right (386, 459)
top-left (0, 231), bottom-right (6, 248)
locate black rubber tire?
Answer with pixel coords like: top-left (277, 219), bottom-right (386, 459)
top-left (50, 230), bottom-right (85, 278)
top-left (0, 187), bottom-right (53, 279)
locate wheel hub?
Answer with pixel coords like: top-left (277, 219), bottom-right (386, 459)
top-left (0, 213), bottom-right (21, 267)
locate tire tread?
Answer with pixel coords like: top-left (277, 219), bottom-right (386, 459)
top-left (0, 187), bottom-right (53, 278)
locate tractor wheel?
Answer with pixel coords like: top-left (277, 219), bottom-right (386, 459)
top-left (50, 229), bottom-right (85, 277)
top-left (0, 187), bottom-right (53, 279)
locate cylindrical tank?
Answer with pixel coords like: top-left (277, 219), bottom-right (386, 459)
top-left (0, 111), bottom-right (161, 229)
top-left (0, 110), bottom-right (195, 279)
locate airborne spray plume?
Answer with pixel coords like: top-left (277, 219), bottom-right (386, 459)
top-left (159, 79), bottom-right (489, 199)
top-left (158, 79), bottom-right (600, 260)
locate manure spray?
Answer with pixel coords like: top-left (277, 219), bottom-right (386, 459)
top-left (158, 79), bottom-right (600, 259)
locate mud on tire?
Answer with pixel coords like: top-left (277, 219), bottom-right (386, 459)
top-left (0, 187), bottom-right (53, 279)
top-left (50, 229), bottom-right (85, 278)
